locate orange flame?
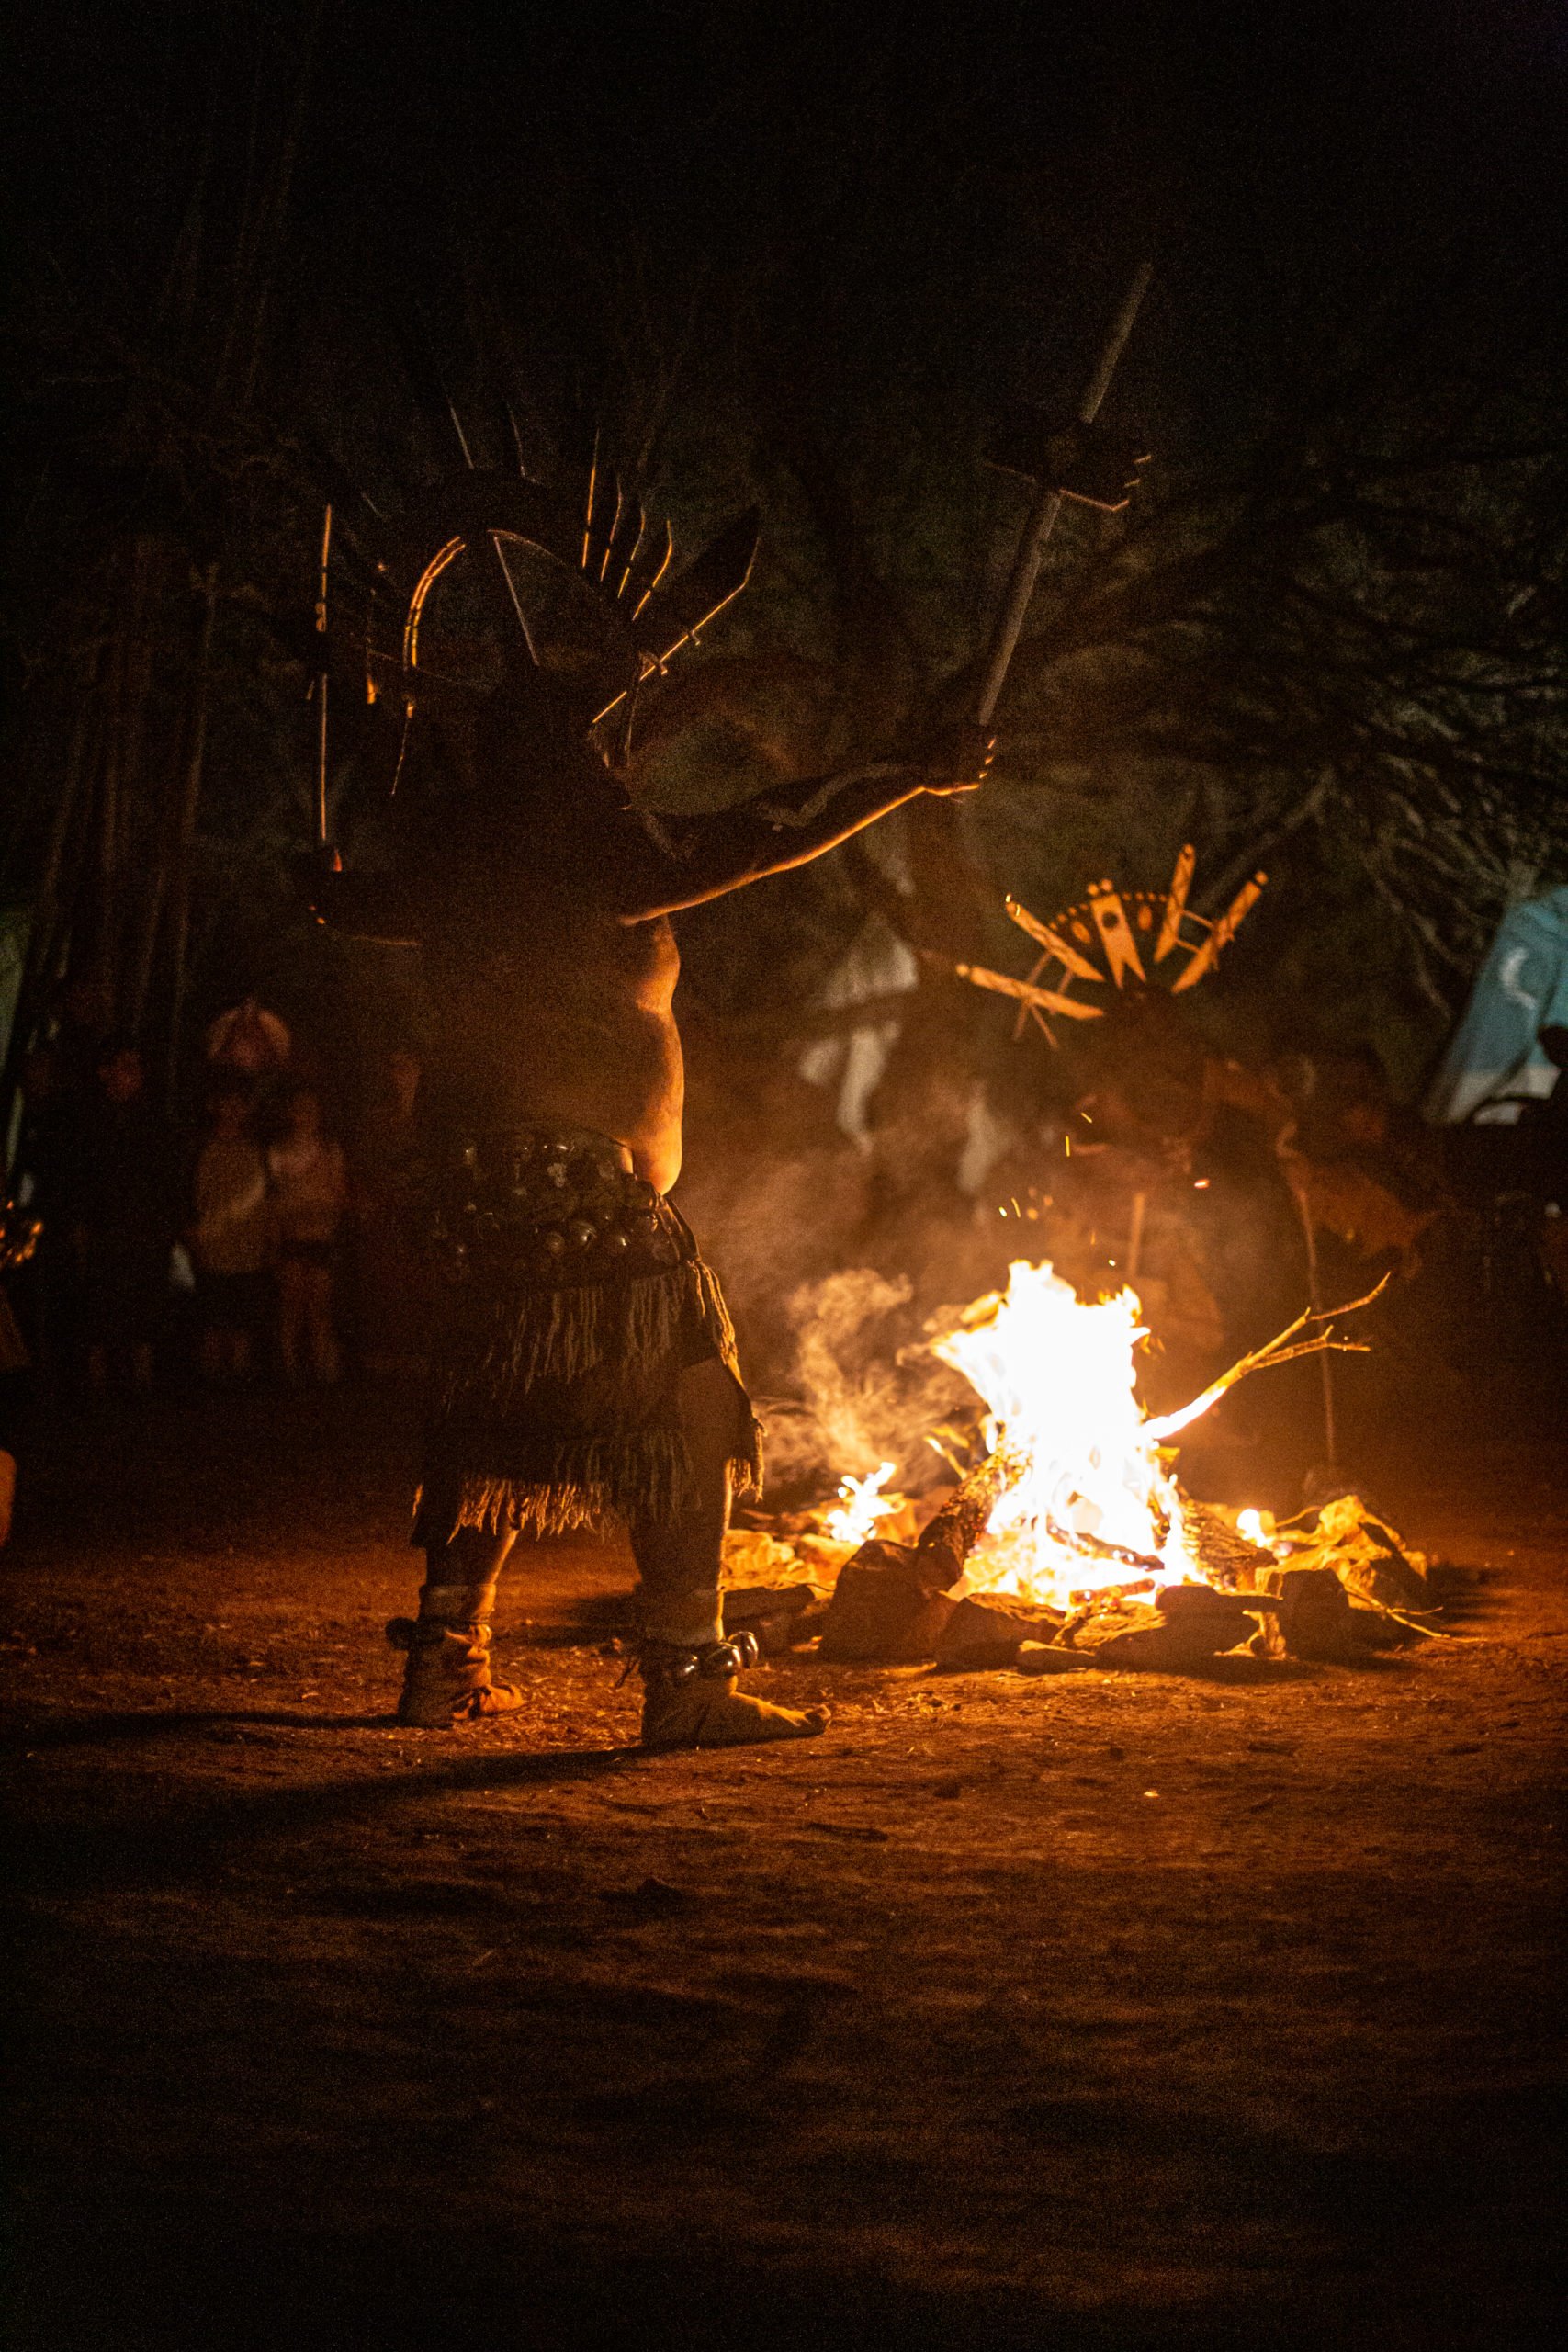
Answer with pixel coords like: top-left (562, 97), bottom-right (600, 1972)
top-left (931, 1261), bottom-right (1208, 1609)
top-left (824, 1461), bottom-right (899, 1548)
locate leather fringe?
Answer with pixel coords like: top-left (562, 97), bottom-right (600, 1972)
top-left (413, 1421), bottom-right (761, 1545)
top-left (412, 1251), bottom-right (761, 1547)
top-left (434, 1261), bottom-right (696, 1421)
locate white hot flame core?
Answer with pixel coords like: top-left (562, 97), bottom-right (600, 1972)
top-left (931, 1261), bottom-right (1206, 1608)
top-left (824, 1461), bottom-right (899, 1548)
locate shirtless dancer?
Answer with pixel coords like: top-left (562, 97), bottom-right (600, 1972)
top-left (310, 691), bottom-right (990, 1747)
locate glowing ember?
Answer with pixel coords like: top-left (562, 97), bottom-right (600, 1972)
top-left (931, 1261), bottom-right (1211, 1609)
top-left (824, 1460), bottom-right (900, 1547)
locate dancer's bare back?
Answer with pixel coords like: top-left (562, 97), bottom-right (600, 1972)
top-left (425, 888), bottom-right (686, 1190)
top-left (310, 738), bottom-right (989, 1192)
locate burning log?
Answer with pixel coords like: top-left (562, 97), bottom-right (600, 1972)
top-left (1141, 1278), bottom-right (1389, 1448)
top-left (1067, 1575), bottom-right (1167, 1615)
top-left (1050, 1525), bottom-right (1166, 1584)
top-left (913, 1447), bottom-right (1027, 1592)
top-left (1179, 1498), bottom-right (1280, 1591)
top-left (818, 1448), bottom-right (1025, 1662)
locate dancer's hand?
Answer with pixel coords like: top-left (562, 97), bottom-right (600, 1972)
top-left (908, 718), bottom-right (995, 794)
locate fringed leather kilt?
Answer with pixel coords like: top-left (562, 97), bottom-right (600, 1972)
top-left (412, 1125), bottom-right (761, 1549)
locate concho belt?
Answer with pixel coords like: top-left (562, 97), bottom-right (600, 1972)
top-left (429, 1125), bottom-right (685, 1285)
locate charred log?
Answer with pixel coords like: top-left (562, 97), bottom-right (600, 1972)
top-left (934, 1596), bottom-right (1064, 1671)
top-left (818, 1448), bottom-right (1029, 1664)
top-left (913, 1448), bottom-right (1026, 1594)
top-left (1179, 1498), bottom-right (1280, 1590)
top-left (1069, 1581), bottom-right (1258, 1670)
top-left (816, 1540), bottom-right (957, 1663)
top-left (1251, 1566), bottom-right (1360, 1661)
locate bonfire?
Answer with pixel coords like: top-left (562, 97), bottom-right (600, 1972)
top-left (931, 1263), bottom-right (1201, 1609)
top-left (723, 1257), bottom-right (1443, 1676)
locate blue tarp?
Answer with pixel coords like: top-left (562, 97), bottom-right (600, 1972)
top-left (1425, 887), bottom-right (1568, 1124)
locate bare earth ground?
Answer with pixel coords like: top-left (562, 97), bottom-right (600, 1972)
top-left (3, 1385), bottom-right (1564, 2351)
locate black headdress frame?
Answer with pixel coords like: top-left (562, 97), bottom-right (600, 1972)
top-left (317, 464), bottom-right (760, 795)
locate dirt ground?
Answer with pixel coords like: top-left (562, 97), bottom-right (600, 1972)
top-left (3, 1381), bottom-right (1564, 2351)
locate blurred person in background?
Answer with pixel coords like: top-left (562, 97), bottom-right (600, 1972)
top-left (189, 1082), bottom-right (275, 1383)
top-left (266, 1085), bottom-right (346, 1384)
top-left (204, 994), bottom-right (291, 1086)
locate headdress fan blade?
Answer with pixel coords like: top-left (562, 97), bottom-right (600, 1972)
top-left (594, 508), bottom-right (761, 721)
top-left (606, 496), bottom-right (648, 598)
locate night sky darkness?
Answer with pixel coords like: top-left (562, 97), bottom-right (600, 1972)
top-left (5, 0), bottom-right (1565, 1072)
top-left (17, 1), bottom-right (1562, 421)
top-left (320, 0), bottom-right (1555, 333)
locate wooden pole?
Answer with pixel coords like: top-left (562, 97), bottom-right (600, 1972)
top-left (976, 260), bottom-right (1153, 729)
top-left (164, 566), bottom-right (220, 1097)
top-left (1294, 1184), bottom-right (1339, 1467)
